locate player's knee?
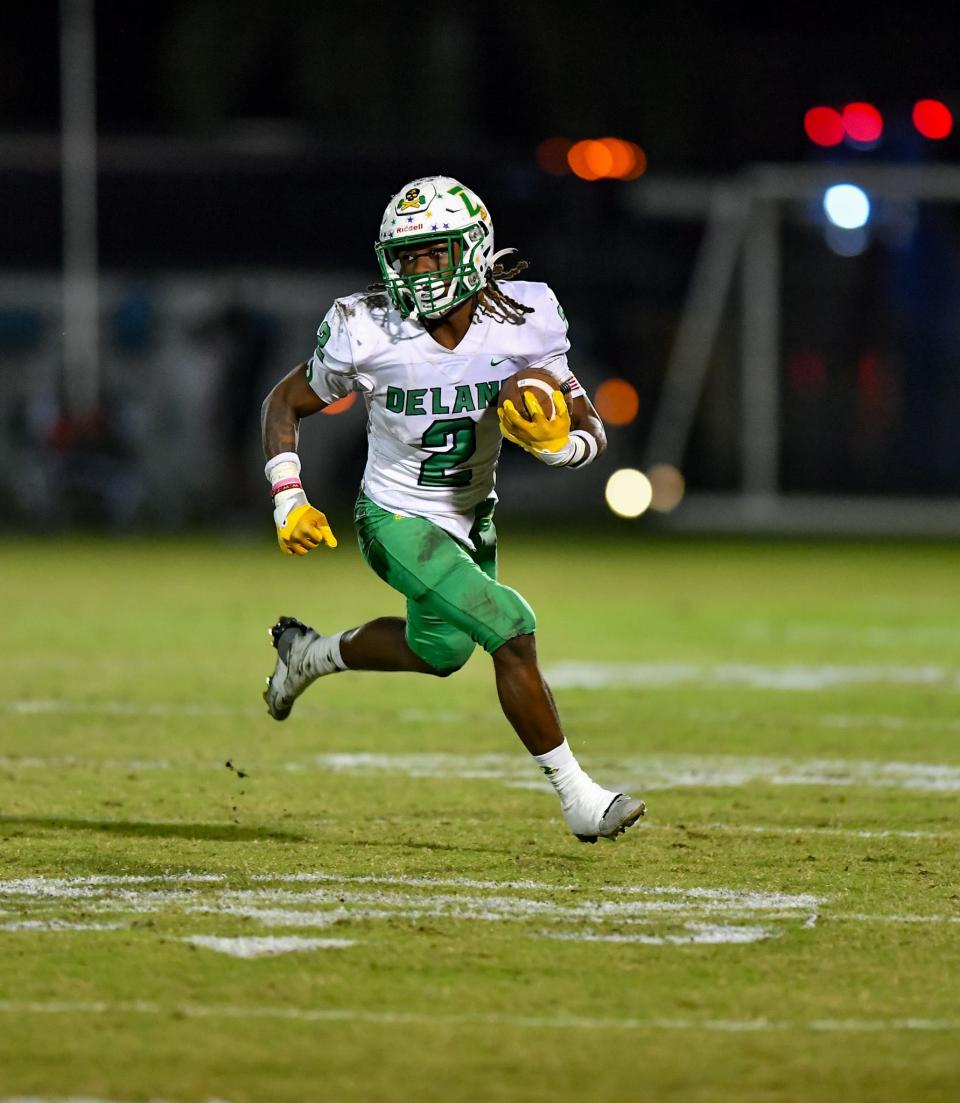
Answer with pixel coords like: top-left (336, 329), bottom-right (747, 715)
top-left (492, 631), bottom-right (537, 666)
top-left (427, 663), bottom-right (462, 678)
top-left (491, 586), bottom-right (536, 648)
top-left (423, 638), bottom-right (476, 677)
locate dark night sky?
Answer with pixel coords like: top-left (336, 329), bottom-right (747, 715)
top-left (4, 2), bottom-right (960, 170)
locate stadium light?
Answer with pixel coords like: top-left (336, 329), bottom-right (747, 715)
top-left (913, 99), bottom-right (953, 139)
top-left (648, 464), bottom-right (685, 513)
top-left (804, 106), bottom-right (845, 147)
top-left (566, 138), bottom-right (647, 181)
top-left (594, 378), bottom-right (640, 426)
top-left (842, 102), bottom-right (883, 144)
top-left (823, 184), bottom-right (871, 230)
top-left (604, 468), bottom-right (652, 518)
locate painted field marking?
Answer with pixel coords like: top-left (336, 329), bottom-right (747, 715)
top-left (544, 661), bottom-right (960, 691)
top-left (313, 752), bottom-right (960, 793)
top-left (0, 1001), bottom-right (957, 1033)
top-left (184, 935), bottom-right (355, 958)
top-left (538, 923), bottom-right (776, 945)
top-left (673, 823), bottom-right (959, 841)
top-left (0, 920), bottom-right (123, 932)
top-left (5, 744), bottom-right (960, 795)
top-left (0, 872), bottom-right (822, 949)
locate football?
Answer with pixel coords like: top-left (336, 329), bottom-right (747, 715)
top-left (498, 366), bottom-right (563, 421)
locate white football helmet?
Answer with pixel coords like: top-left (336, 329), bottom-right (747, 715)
top-left (375, 176), bottom-right (508, 320)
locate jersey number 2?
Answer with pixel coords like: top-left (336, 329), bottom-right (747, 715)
top-left (418, 418), bottom-right (476, 488)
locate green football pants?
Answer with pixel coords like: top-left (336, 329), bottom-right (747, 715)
top-left (354, 493), bottom-right (536, 672)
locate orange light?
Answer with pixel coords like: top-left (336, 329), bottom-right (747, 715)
top-left (567, 138), bottom-right (648, 181)
top-left (536, 137), bottom-right (573, 175)
top-left (321, 392), bottom-right (358, 416)
top-left (599, 137), bottom-right (635, 178)
top-left (594, 378), bottom-right (640, 426)
top-left (567, 139), bottom-right (612, 180)
top-left (620, 141), bottom-right (647, 179)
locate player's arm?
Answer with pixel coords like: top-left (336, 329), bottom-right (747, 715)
top-left (498, 383), bottom-right (606, 469)
top-left (261, 363), bottom-right (337, 556)
top-left (567, 390), bottom-right (607, 460)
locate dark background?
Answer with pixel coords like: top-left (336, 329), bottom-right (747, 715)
top-left (2, 3), bottom-right (960, 530)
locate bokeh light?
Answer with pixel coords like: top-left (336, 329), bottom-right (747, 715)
top-left (842, 102), bottom-right (883, 143)
top-left (566, 138), bottom-right (647, 180)
top-left (536, 137), bottom-right (573, 175)
top-left (804, 106), bottom-right (845, 147)
top-left (648, 464), bottom-right (685, 513)
top-left (604, 468), bottom-right (652, 519)
top-left (824, 225), bottom-right (870, 257)
top-left (913, 99), bottom-right (953, 139)
top-left (594, 378), bottom-right (640, 426)
top-left (823, 184), bottom-right (870, 229)
top-left (567, 140), bottom-right (613, 180)
top-left (619, 141), bottom-right (648, 180)
top-left (321, 392), bottom-right (358, 415)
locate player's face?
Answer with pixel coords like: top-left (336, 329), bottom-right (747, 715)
top-left (395, 241), bottom-right (452, 275)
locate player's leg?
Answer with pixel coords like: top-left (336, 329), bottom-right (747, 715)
top-left (263, 501), bottom-right (479, 719)
top-left (352, 498), bottom-right (644, 843)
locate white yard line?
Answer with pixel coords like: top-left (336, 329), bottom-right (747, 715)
top-left (684, 823), bottom-right (959, 840)
top-left (537, 923), bottom-right (777, 945)
top-left (0, 920), bottom-right (123, 932)
top-left (184, 935), bottom-right (354, 958)
top-left (314, 751), bottom-right (960, 793)
top-left (2, 875), bottom-right (955, 942)
top-left (0, 1001), bottom-right (956, 1033)
top-left (543, 661), bottom-right (960, 691)
top-left (5, 744), bottom-right (960, 794)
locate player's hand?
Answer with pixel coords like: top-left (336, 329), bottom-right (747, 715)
top-left (498, 390), bottom-right (571, 453)
top-left (276, 502), bottom-right (338, 556)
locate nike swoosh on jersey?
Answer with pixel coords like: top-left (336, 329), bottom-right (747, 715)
top-left (490, 357), bottom-right (511, 366)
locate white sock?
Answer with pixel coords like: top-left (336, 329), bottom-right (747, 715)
top-left (532, 739), bottom-right (613, 823)
top-left (301, 630), bottom-right (347, 678)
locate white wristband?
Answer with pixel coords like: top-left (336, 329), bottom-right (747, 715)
top-left (264, 451), bottom-right (301, 484)
top-left (529, 431), bottom-right (598, 468)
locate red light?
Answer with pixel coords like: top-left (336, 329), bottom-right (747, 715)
top-left (843, 102), bottom-right (883, 143)
top-left (804, 106), bottom-right (845, 147)
top-left (913, 99), bottom-right (953, 139)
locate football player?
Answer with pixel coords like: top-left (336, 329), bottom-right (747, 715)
top-left (260, 175), bottom-right (644, 843)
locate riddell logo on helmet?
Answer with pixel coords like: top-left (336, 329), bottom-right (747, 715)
top-left (394, 223), bottom-right (425, 234)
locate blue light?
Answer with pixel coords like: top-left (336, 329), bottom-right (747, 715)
top-left (823, 184), bottom-right (871, 230)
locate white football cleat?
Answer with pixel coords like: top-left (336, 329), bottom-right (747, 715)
top-left (263, 615), bottom-right (321, 722)
top-left (565, 792), bottom-right (646, 844)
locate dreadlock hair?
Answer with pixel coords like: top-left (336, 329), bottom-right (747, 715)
top-left (475, 257), bottom-right (534, 325)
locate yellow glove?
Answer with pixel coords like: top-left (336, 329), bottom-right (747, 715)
top-left (498, 389), bottom-right (571, 453)
top-left (276, 502), bottom-right (337, 556)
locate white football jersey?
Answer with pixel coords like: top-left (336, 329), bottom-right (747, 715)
top-left (306, 281), bottom-right (582, 543)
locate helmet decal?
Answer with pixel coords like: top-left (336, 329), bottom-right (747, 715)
top-left (396, 187), bottom-right (427, 213)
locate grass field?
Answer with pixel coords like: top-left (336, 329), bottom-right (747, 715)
top-left (1, 530), bottom-right (959, 1103)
